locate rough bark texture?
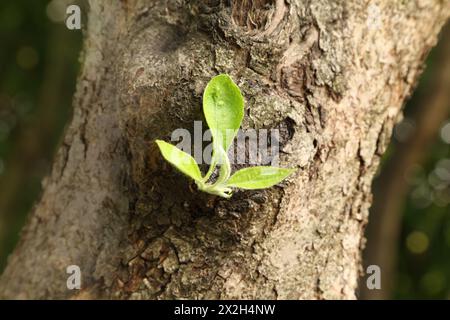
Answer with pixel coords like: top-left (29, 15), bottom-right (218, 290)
top-left (0, 0), bottom-right (448, 299)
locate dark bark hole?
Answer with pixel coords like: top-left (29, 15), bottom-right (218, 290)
top-left (278, 116), bottom-right (296, 148)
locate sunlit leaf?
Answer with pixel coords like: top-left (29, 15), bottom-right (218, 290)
top-left (155, 140), bottom-right (202, 182)
top-left (203, 74), bottom-right (244, 153)
top-left (226, 166), bottom-right (295, 190)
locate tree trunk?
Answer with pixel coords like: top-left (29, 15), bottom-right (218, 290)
top-left (0, 0), bottom-right (448, 300)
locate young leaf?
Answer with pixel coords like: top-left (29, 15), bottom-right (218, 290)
top-left (226, 166), bottom-right (295, 190)
top-left (155, 140), bottom-right (202, 182)
top-left (203, 74), bottom-right (244, 153)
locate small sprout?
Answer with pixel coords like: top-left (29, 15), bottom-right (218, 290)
top-left (155, 74), bottom-right (296, 198)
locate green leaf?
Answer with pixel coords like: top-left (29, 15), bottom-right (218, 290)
top-left (203, 74), bottom-right (244, 153)
top-left (226, 166), bottom-right (295, 190)
top-left (155, 140), bottom-right (202, 182)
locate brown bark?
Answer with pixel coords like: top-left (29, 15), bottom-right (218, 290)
top-left (0, 0), bottom-right (448, 299)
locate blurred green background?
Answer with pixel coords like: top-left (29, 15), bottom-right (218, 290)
top-left (0, 0), bottom-right (448, 299)
top-left (0, 0), bottom-right (82, 270)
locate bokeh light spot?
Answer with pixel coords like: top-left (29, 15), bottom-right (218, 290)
top-left (411, 184), bottom-right (433, 208)
top-left (46, 0), bottom-right (72, 23)
top-left (441, 121), bottom-right (450, 144)
top-left (420, 271), bottom-right (445, 296)
top-left (436, 159), bottom-right (450, 181)
top-left (406, 231), bottom-right (429, 254)
top-left (394, 118), bottom-right (415, 142)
